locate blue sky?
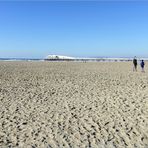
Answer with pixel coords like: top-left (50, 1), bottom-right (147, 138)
top-left (0, 1), bottom-right (148, 58)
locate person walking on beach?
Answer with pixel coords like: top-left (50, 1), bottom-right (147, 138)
top-left (140, 60), bottom-right (145, 72)
top-left (133, 57), bottom-right (138, 71)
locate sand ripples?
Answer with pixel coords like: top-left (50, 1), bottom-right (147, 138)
top-left (0, 61), bottom-right (148, 148)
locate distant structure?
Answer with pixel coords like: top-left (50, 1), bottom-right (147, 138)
top-left (45, 55), bottom-right (75, 61)
top-left (44, 55), bottom-right (148, 62)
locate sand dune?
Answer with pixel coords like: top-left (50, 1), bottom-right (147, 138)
top-left (0, 61), bottom-right (148, 148)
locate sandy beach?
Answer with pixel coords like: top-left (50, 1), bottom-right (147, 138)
top-left (0, 61), bottom-right (148, 148)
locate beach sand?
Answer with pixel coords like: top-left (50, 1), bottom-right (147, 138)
top-left (0, 61), bottom-right (148, 148)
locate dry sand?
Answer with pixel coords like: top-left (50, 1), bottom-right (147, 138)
top-left (0, 61), bottom-right (148, 148)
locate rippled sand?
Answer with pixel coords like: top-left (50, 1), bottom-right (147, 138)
top-left (0, 61), bottom-right (148, 148)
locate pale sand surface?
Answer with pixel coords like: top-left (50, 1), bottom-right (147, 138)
top-left (0, 61), bottom-right (148, 148)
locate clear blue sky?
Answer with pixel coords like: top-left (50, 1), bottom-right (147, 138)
top-left (0, 1), bottom-right (148, 58)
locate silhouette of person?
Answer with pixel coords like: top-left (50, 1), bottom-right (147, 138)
top-left (133, 57), bottom-right (137, 71)
top-left (140, 60), bottom-right (145, 72)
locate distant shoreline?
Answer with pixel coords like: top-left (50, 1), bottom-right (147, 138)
top-left (0, 58), bottom-right (43, 61)
top-left (0, 57), bottom-right (148, 62)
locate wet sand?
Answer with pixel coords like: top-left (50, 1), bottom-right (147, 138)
top-left (0, 61), bottom-right (148, 148)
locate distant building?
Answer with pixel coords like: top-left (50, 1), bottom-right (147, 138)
top-left (44, 55), bottom-right (75, 61)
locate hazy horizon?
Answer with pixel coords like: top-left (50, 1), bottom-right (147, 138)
top-left (1, 54), bottom-right (148, 59)
top-left (0, 1), bottom-right (148, 58)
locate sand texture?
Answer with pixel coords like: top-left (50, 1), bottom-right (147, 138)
top-left (0, 61), bottom-right (148, 148)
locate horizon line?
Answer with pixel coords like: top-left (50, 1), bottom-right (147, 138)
top-left (0, 56), bottom-right (148, 59)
